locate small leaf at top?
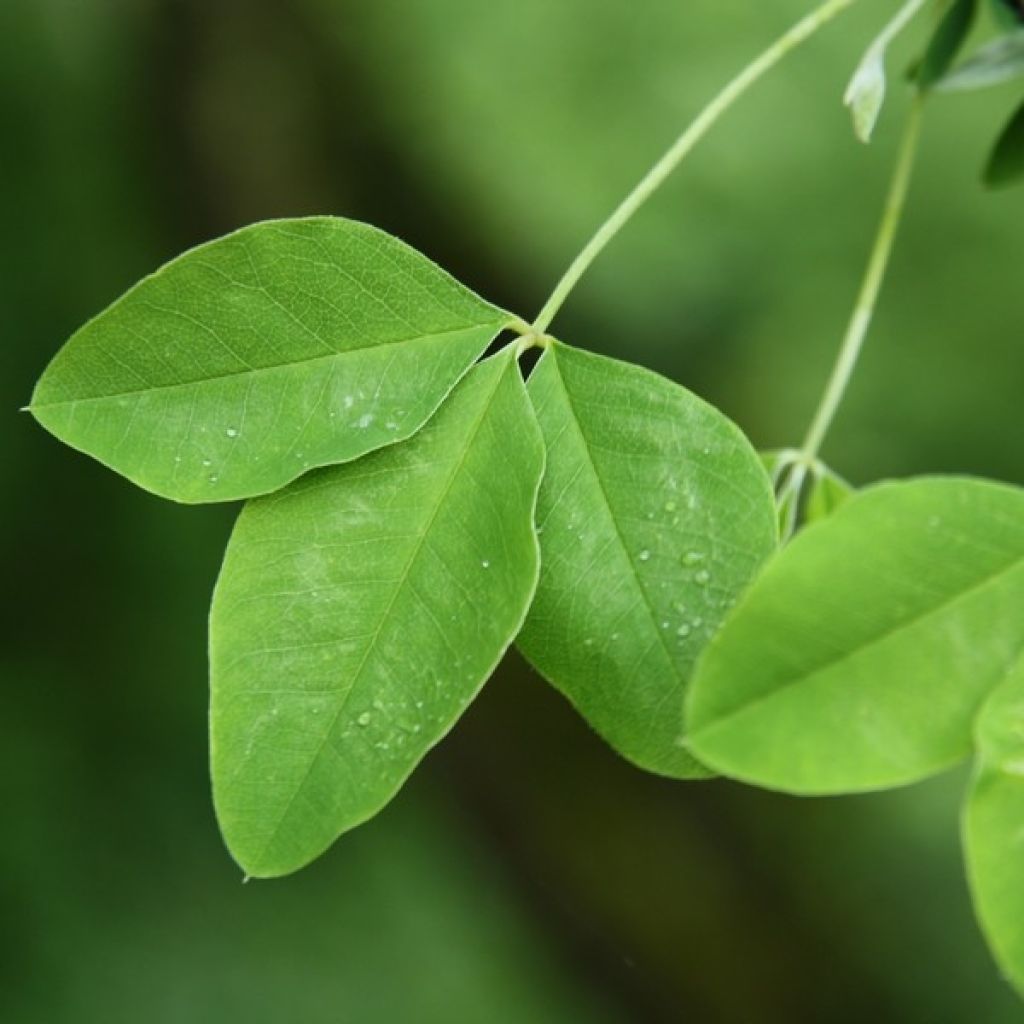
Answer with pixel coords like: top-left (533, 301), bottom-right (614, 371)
top-left (844, 0), bottom-right (931, 142)
top-left (210, 347), bottom-right (543, 877)
top-left (30, 217), bottom-right (513, 503)
top-left (936, 29), bottom-right (1024, 90)
top-left (985, 97), bottom-right (1024, 186)
top-left (918, 0), bottom-right (978, 90)
top-left (516, 343), bottom-right (778, 778)
top-left (963, 653), bottom-right (1024, 997)
top-left (687, 477), bottom-right (1024, 795)
top-left (804, 465), bottom-right (854, 524)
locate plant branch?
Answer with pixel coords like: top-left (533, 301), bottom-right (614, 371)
top-left (799, 92), bottom-right (926, 462)
top-left (531, 0), bottom-right (861, 334)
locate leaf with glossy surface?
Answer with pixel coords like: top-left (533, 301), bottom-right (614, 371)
top-left (985, 98), bottom-right (1024, 186)
top-left (964, 653), bottom-right (1024, 997)
top-left (31, 217), bottom-right (512, 503)
top-left (210, 348), bottom-right (543, 877)
top-left (687, 477), bottom-right (1024, 794)
top-left (516, 343), bottom-right (777, 777)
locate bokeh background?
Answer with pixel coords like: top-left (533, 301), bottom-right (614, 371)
top-left (3, 1), bottom-right (1023, 1021)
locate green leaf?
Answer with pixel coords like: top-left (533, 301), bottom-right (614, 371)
top-left (687, 477), bottom-right (1024, 794)
top-left (804, 465), bottom-right (854, 524)
top-left (936, 29), bottom-right (1024, 90)
top-left (985, 98), bottom-right (1024, 186)
top-left (989, 0), bottom-right (1024, 32)
top-left (964, 653), bottom-right (1024, 996)
top-left (516, 343), bottom-right (777, 777)
top-left (30, 217), bottom-right (512, 503)
top-left (918, 0), bottom-right (978, 90)
top-left (209, 347), bottom-right (543, 877)
top-left (844, 0), bottom-right (931, 143)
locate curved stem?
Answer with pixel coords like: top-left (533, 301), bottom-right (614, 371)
top-left (799, 93), bottom-right (926, 461)
top-left (531, 0), bottom-right (861, 334)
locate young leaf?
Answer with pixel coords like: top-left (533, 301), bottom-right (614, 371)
top-left (209, 347), bottom-right (543, 877)
top-left (687, 477), bottom-right (1024, 795)
top-left (964, 653), bottom-right (1024, 996)
top-left (844, 0), bottom-right (930, 142)
top-left (30, 217), bottom-right (513, 503)
top-left (936, 30), bottom-right (1024, 91)
top-left (516, 343), bottom-right (778, 778)
top-left (985, 97), bottom-right (1024, 186)
top-left (804, 465), bottom-right (854, 524)
top-left (918, 0), bottom-right (978, 90)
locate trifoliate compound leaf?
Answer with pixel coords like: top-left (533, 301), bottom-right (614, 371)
top-left (964, 653), bottom-right (1024, 997)
top-left (516, 343), bottom-right (777, 778)
top-left (985, 98), bottom-right (1024, 186)
top-left (687, 477), bottom-right (1024, 794)
top-left (31, 217), bottom-right (512, 503)
top-left (937, 29), bottom-right (1024, 90)
top-left (210, 347), bottom-right (543, 877)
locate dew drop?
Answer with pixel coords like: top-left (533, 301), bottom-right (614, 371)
top-left (583, 638), bottom-right (594, 646)
top-left (208, 474), bottom-right (219, 484)
top-left (481, 560), bottom-right (490, 569)
top-left (682, 551), bottom-right (704, 566)
top-left (695, 570), bottom-right (711, 585)
top-left (344, 395), bottom-right (354, 409)
top-left (357, 712), bottom-right (371, 727)
top-left (226, 427), bottom-right (238, 438)
top-left (692, 616), bottom-right (703, 629)
top-left (202, 459), bottom-right (212, 467)
top-left (638, 549), bottom-right (651, 562)
top-left (677, 624), bottom-right (691, 638)
top-left (664, 500), bottom-right (677, 513)
top-left (358, 413), bottom-right (374, 429)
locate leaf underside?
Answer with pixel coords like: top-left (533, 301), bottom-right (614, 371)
top-left (687, 477), bottom-right (1024, 795)
top-left (516, 343), bottom-right (778, 777)
top-left (965, 653), bottom-right (1024, 996)
top-left (31, 216), bottom-right (511, 503)
top-left (210, 348), bottom-right (543, 877)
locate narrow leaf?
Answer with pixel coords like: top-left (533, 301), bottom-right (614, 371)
top-left (687, 478), bottom-right (1024, 794)
top-left (210, 348), bottom-right (543, 877)
top-left (516, 343), bottom-right (778, 777)
top-left (918, 0), bottom-right (978, 90)
top-left (985, 98), bottom-right (1024, 186)
top-left (964, 653), bottom-right (1024, 996)
top-left (845, 0), bottom-right (931, 142)
top-left (937, 29), bottom-right (1024, 90)
top-left (31, 217), bottom-right (512, 503)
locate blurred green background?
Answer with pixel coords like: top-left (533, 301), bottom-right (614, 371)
top-left (3, 1), bottom-right (1023, 1021)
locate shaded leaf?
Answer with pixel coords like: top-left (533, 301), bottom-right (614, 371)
top-left (918, 0), bottom-right (978, 90)
top-left (985, 98), bottom-right (1024, 186)
top-left (516, 343), bottom-right (777, 777)
top-left (804, 466), bottom-right (855, 524)
top-left (31, 217), bottom-right (512, 503)
top-left (989, 0), bottom-right (1024, 31)
top-left (210, 348), bottom-right (543, 876)
top-left (964, 653), bottom-right (1024, 997)
top-left (937, 29), bottom-right (1024, 90)
top-left (687, 478), bottom-right (1024, 794)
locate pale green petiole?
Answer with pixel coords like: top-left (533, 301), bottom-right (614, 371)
top-left (531, 0), bottom-right (862, 334)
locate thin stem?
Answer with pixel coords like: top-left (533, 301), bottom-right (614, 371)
top-left (532, 0), bottom-right (861, 334)
top-left (799, 93), bottom-right (926, 461)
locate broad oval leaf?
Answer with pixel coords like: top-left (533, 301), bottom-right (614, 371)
top-left (687, 477), bottom-right (1024, 794)
top-left (985, 97), bottom-right (1024, 187)
top-left (31, 217), bottom-right (513, 503)
top-left (516, 343), bottom-right (778, 778)
top-left (210, 348), bottom-right (543, 877)
top-left (964, 653), bottom-right (1024, 996)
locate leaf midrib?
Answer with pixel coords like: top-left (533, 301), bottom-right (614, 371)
top-left (692, 549), bottom-right (1024, 740)
top-left (32, 319), bottom-right (506, 409)
top-left (246, 356), bottom-right (511, 870)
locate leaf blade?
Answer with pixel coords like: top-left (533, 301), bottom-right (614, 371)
top-left (985, 97), bottom-right (1024, 186)
top-left (687, 477), bottom-right (1024, 794)
top-left (31, 217), bottom-right (512, 503)
top-left (210, 347), bottom-right (543, 876)
top-left (516, 343), bottom-right (777, 777)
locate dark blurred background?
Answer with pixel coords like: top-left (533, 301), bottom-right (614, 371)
top-left (3, 1), bottom-right (1023, 1021)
